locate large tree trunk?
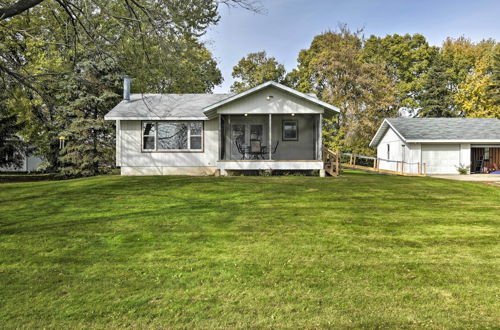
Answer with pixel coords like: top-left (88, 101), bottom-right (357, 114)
top-left (0, 0), bottom-right (45, 20)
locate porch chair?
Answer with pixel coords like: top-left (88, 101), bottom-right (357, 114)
top-left (250, 139), bottom-right (262, 159)
top-left (235, 140), bottom-right (246, 160)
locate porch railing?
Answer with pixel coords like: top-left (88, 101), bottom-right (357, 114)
top-left (323, 148), bottom-right (340, 176)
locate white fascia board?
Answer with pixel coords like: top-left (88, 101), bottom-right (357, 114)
top-left (369, 120), bottom-right (389, 147)
top-left (369, 119), bottom-right (407, 147)
top-left (203, 81), bottom-right (340, 117)
top-left (104, 116), bottom-right (209, 121)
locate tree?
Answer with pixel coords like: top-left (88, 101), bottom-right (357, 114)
top-left (417, 57), bottom-right (457, 117)
top-left (57, 51), bottom-right (122, 177)
top-left (455, 47), bottom-right (499, 118)
top-left (230, 51), bottom-right (287, 93)
top-left (0, 93), bottom-right (26, 169)
top-left (0, 0), bottom-right (258, 174)
top-left (487, 45), bottom-right (500, 107)
top-left (288, 26), bottom-right (396, 155)
top-left (362, 34), bottom-right (438, 114)
top-left (441, 37), bottom-right (496, 87)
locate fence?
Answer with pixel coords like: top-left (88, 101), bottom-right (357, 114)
top-left (340, 152), bottom-right (426, 176)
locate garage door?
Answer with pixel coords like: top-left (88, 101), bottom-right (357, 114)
top-left (421, 144), bottom-right (460, 174)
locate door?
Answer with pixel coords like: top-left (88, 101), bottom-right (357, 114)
top-left (421, 144), bottom-right (460, 174)
top-left (231, 124), bottom-right (246, 160)
top-left (230, 124), bottom-right (264, 160)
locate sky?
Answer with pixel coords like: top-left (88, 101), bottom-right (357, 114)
top-left (203, 0), bottom-right (500, 93)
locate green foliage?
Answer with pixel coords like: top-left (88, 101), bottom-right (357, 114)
top-left (417, 57), bottom-right (457, 117)
top-left (0, 174), bottom-right (499, 328)
top-left (362, 34), bottom-right (438, 113)
top-left (288, 26), bottom-right (396, 155)
top-left (455, 47), bottom-right (500, 118)
top-left (0, 0), bottom-right (230, 175)
top-left (230, 51), bottom-right (287, 93)
top-left (0, 100), bottom-right (26, 169)
top-left (487, 45), bottom-right (500, 108)
top-left (57, 52), bottom-right (122, 177)
top-left (456, 163), bottom-right (470, 174)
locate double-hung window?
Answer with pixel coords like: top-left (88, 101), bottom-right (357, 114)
top-left (142, 121), bottom-right (203, 151)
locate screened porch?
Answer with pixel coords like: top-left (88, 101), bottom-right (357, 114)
top-left (218, 114), bottom-right (322, 162)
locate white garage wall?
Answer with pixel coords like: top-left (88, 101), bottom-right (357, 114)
top-left (460, 144), bottom-right (471, 173)
top-left (376, 127), bottom-right (406, 172)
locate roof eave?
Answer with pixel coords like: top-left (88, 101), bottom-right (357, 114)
top-left (104, 116), bottom-right (209, 121)
top-left (407, 139), bottom-right (500, 143)
top-left (369, 119), bottom-right (408, 147)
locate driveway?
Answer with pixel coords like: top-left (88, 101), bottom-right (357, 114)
top-left (431, 174), bottom-right (500, 186)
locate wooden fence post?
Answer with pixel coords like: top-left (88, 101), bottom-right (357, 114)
top-left (336, 150), bottom-right (340, 176)
top-left (423, 163), bottom-right (427, 176)
top-left (418, 163), bottom-right (421, 175)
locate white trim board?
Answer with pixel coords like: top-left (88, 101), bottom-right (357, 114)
top-left (217, 160), bottom-right (324, 170)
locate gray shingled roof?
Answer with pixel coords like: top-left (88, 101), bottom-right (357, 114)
top-left (104, 93), bottom-right (233, 120)
top-left (370, 118), bottom-right (500, 146)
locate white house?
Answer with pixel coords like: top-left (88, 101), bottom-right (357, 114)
top-left (0, 152), bottom-right (45, 173)
top-left (370, 118), bottom-right (500, 175)
top-left (104, 80), bottom-right (340, 176)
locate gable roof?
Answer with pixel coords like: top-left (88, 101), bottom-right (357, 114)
top-left (370, 118), bottom-right (500, 147)
top-left (104, 81), bottom-right (339, 121)
top-left (104, 93), bottom-right (233, 120)
top-left (202, 81), bottom-right (340, 118)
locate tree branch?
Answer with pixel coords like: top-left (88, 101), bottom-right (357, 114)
top-left (0, 0), bottom-right (46, 20)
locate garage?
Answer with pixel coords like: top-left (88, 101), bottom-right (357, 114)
top-left (370, 118), bottom-right (500, 175)
top-left (421, 144), bottom-right (460, 174)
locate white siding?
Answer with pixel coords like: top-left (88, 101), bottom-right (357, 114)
top-left (376, 127), bottom-right (406, 172)
top-left (116, 120), bottom-right (121, 167)
top-left (460, 143), bottom-right (471, 173)
top-left (120, 119), bottom-right (218, 175)
top-left (0, 153), bottom-right (45, 172)
top-left (217, 86), bottom-right (324, 115)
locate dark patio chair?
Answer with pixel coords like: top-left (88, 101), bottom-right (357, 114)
top-left (235, 140), bottom-right (246, 160)
top-left (250, 139), bottom-right (262, 159)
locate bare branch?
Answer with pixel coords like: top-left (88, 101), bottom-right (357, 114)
top-left (218, 0), bottom-right (266, 14)
top-left (0, 0), bottom-right (46, 20)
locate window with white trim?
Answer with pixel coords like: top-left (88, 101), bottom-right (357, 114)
top-left (142, 121), bottom-right (203, 151)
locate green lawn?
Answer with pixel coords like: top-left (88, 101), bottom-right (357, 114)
top-left (0, 172), bottom-right (499, 328)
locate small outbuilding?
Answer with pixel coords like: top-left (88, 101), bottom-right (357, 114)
top-left (370, 118), bottom-right (500, 175)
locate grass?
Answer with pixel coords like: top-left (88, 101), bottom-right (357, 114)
top-left (0, 171), bottom-right (499, 328)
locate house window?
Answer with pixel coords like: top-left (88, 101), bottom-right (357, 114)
top-left (143, 122), bottom-right (156, 150)
top-left (142, 121), bottom-right (203, 151)
top-left (282, 120), bottom-right (298, 141)
top-left (387, 144), bottom-right (390, 159)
